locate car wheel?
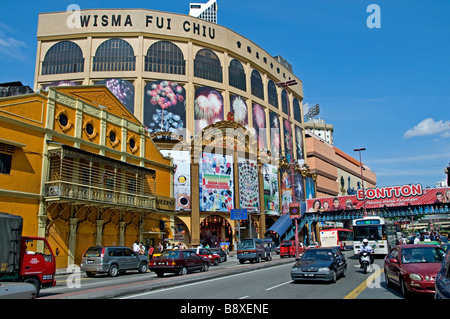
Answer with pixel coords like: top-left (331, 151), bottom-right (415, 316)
top-left (138, 262), bottom-right (148, 273)
top-left (108, 264), bottom-right (119, 277)
top-left (330, 270), bottom-right (337, 283)
top-left (341, 265), bottom-right (347, 278)
top-left (155, 271), bottom-right (164, 277)
top-left (384, 268), bottom-right (393, 287)
top-left (179, 267), bottom-right (188, 276)
top-left (202, 263), bottom-right (209, 272)
top-left (239, 259), bottom-right (245, 264)
top-left (24, 278), bottom-right (41, 297)
top-left (400, 278), bottom-right (410, 298)
top-left (86, 272), bottom-right (96, 277)
top-left (214, 258), bottom-right (219, 266)
top-left (256, 256), bottom-right (261, 263)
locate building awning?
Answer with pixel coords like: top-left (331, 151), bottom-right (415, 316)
top-left (267, 214), bottom-right (293, 236)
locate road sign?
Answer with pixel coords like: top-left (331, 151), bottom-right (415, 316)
top-left (231, 208), bottom-right (248, 220)
top-left (289, 203), bottom-right (300, 218)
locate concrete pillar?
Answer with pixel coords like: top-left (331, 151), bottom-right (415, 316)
top-left (96, 219), bottom-right (104, 246)
top-left (119, 221), bottom-right (125, 246)
top-left (68, 217), bottom-right (78, 266)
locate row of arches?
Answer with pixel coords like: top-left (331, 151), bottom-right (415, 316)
top-left (41, 40), bottom-right (295, 108)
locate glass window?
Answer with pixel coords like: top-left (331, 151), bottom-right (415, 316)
top-left (293, 98), bottom-right (301, 122)
top-left (145, 41), bottom-right (185, 75)
top-left (0, 153), bottom-right (12, 175)
top-left (228, 59), bottom-right (246, 91)
top-left (42, 41), bottom-right (84, 75)
top-left (194, 49), bottom-right (222, 83)
top-left (93, 39), bottom-right (136, 72)
top-left (267, 80), bottom-right (278, 108)
top-left (251, 70), bottom-right (264, 100)
top-left (281, 90), bottom-right (288, 114)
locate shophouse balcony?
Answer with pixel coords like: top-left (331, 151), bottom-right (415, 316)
top-left (44, 144), bottom-right (156, 210)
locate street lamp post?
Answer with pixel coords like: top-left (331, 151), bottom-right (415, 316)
top-left (276, 79), bottom-right (300, 257)
top-left (353, 147), bottom-right (367, 216)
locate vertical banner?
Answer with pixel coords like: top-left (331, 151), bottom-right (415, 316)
top-left (199, 152), bottom-right (234, 212)
top-left (230, 95), bottom-right (248, 127)
top-left (143, 80), bottom-right (186, 135)
top-left (263, 164), bottom-right (280, 215)
top-left (194, 87), bottom-right (224, 134)
top-left (252, 103), bottom-right (267, 150)
top-left (269, 111), bottom-right (281, 157)
top-left (238, 158), bottom-right (259, 210)
top-left (280, 167), bottom-right (294, 215)
top-left (161, 150), bottom-right (191, 211)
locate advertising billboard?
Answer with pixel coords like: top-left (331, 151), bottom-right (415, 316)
top-left (306, 184), bottom-right (450, 212)
top-left (199, 152), bottom-right (234, 212)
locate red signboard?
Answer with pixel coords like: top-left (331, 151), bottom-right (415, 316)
top-left (306, 185), bottom-right (450, 212)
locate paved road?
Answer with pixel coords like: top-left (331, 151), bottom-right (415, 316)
top-left (117, 251), bottom-right (404, 299)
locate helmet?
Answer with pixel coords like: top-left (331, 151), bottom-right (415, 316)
top-left (362, 239), bottom-right (369, 244)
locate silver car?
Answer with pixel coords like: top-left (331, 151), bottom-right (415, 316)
top-left (81, 246), bottom-right (148, 277)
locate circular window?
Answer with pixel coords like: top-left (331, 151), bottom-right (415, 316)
top-left (109, 131), bottom-right (117, 143)
top-left (59, 113), bottom-right (68, 127)
top-left (129, 138), bottom-right (136, 150)
top-left (85, 123), bottom-right (94, 136)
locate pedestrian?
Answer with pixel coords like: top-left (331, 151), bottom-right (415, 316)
top-left (139, 242), bottom-right (145, 255)
top-left (133, 240), bottom-right (140, 253)
top-left (148, 245), bottom-right (154, 259)
top-left (414, 234), bottom-right (420, 244)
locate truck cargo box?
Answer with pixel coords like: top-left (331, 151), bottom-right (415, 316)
top-left (0, 213), bottom-right (23, 279)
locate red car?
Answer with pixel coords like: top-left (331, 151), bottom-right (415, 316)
top-left (384, 244), bottom-right (446, 297)
top-left (149, 249), bottom-right (209, 277)
top-left (186, 248), bottom-right (221, 265)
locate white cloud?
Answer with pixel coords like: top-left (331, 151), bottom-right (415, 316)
top-left (0, 23), bottom-right (28, 61)
top-left (403, 118), bottom-right (450, 138)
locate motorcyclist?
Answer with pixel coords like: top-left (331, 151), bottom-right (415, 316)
top-left (359, 238), bottom-right (374, 268)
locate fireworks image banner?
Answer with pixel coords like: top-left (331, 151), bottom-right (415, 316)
top-left (199, 152), bottom-right (234, 212)
top-left (194, 87), bottom-right (224, 134)
top-left (95, 79), bottom-right (135, 113)
top-left (143, 80), bottom-right (186, 135)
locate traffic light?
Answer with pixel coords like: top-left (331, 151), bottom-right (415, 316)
top-left (159, 219), bottom-right (168, 232)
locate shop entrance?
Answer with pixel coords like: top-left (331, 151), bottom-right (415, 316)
top-left (200, 215), bottom-right (232, 249)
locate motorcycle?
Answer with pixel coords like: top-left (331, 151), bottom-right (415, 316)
top-left (360, 251), bottom-right (372, 274)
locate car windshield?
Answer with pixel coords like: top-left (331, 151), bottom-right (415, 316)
top-left (159, 250), bottom-right (181, 258)
top-left (401, 247), bottom-right (445, 264)
top-left (281, 242), bottom-right (292, 247)
top-left (302, 250), bottom-right (333, 260)
top-left (238, 240), bottom-right (254, 249)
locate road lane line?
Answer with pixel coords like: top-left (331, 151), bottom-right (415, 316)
top-left (265, 281), bottom-right (292, 291)
top-left (344, 268), bottom-right (384, 299)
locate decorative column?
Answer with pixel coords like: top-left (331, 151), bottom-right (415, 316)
top-left (96, 219), bottom-right (104, 246)
top-left (68, 217), bottom-right (78, 266)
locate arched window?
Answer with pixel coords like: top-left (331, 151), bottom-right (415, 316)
top-left (251, 70), bottom-right (264, 100)
top-left (267, 80), bottom-right (278, 108)
top-left (228, 59), bottom-right (246, 91)
top-left (293, 98), bottom-right (302, 122)
top-left (281, 90), bottom-right (288, 114)
top-left (42, 41), bottom-right (84, 75)
top-left (145, 41), bottom-right (185, 75)
top-left (194, 49), bottom-right (222, 83)
top-left (93, 39), bottom-right (135, 72)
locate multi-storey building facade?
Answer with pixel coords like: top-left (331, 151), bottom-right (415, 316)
top-left (0, 85), bottom-right (175, 268)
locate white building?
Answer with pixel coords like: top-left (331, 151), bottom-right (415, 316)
top-left (189, 0), bottom-right (218, 23)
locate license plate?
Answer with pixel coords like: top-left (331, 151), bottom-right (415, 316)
top-left (304, 273), bottom-right (314, 277)
top-left (87, 260), bottom-right (94, 264)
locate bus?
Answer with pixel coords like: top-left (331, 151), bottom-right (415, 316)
top-left (319, 228), bottom-right (353, 250)
top-left (352, 216), bottom-right (389, 255)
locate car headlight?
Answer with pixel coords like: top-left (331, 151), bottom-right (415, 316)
top-left (409, 273), bottom-right (422, 281)
top-left (318, 267), bottom-right (330, 272)
top-left (292, 267), bottom-right (299, 271)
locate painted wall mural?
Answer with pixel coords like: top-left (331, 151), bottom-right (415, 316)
top-left (143, 80), bottom-right (186, 135)
top-left (199, 152), bottom-right (234, 212)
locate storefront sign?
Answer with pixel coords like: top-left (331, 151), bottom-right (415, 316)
top-left (306, 185), bottom-right (450, 212)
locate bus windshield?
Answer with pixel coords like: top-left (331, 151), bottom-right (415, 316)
top-left (353, 225), bottom-right (383, 241)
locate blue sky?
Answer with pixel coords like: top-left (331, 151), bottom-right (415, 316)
top-left (1, 0), bottom-right (449, 188)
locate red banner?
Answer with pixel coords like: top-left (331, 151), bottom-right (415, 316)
top-left (306, 185), bottom-right (450, 212)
